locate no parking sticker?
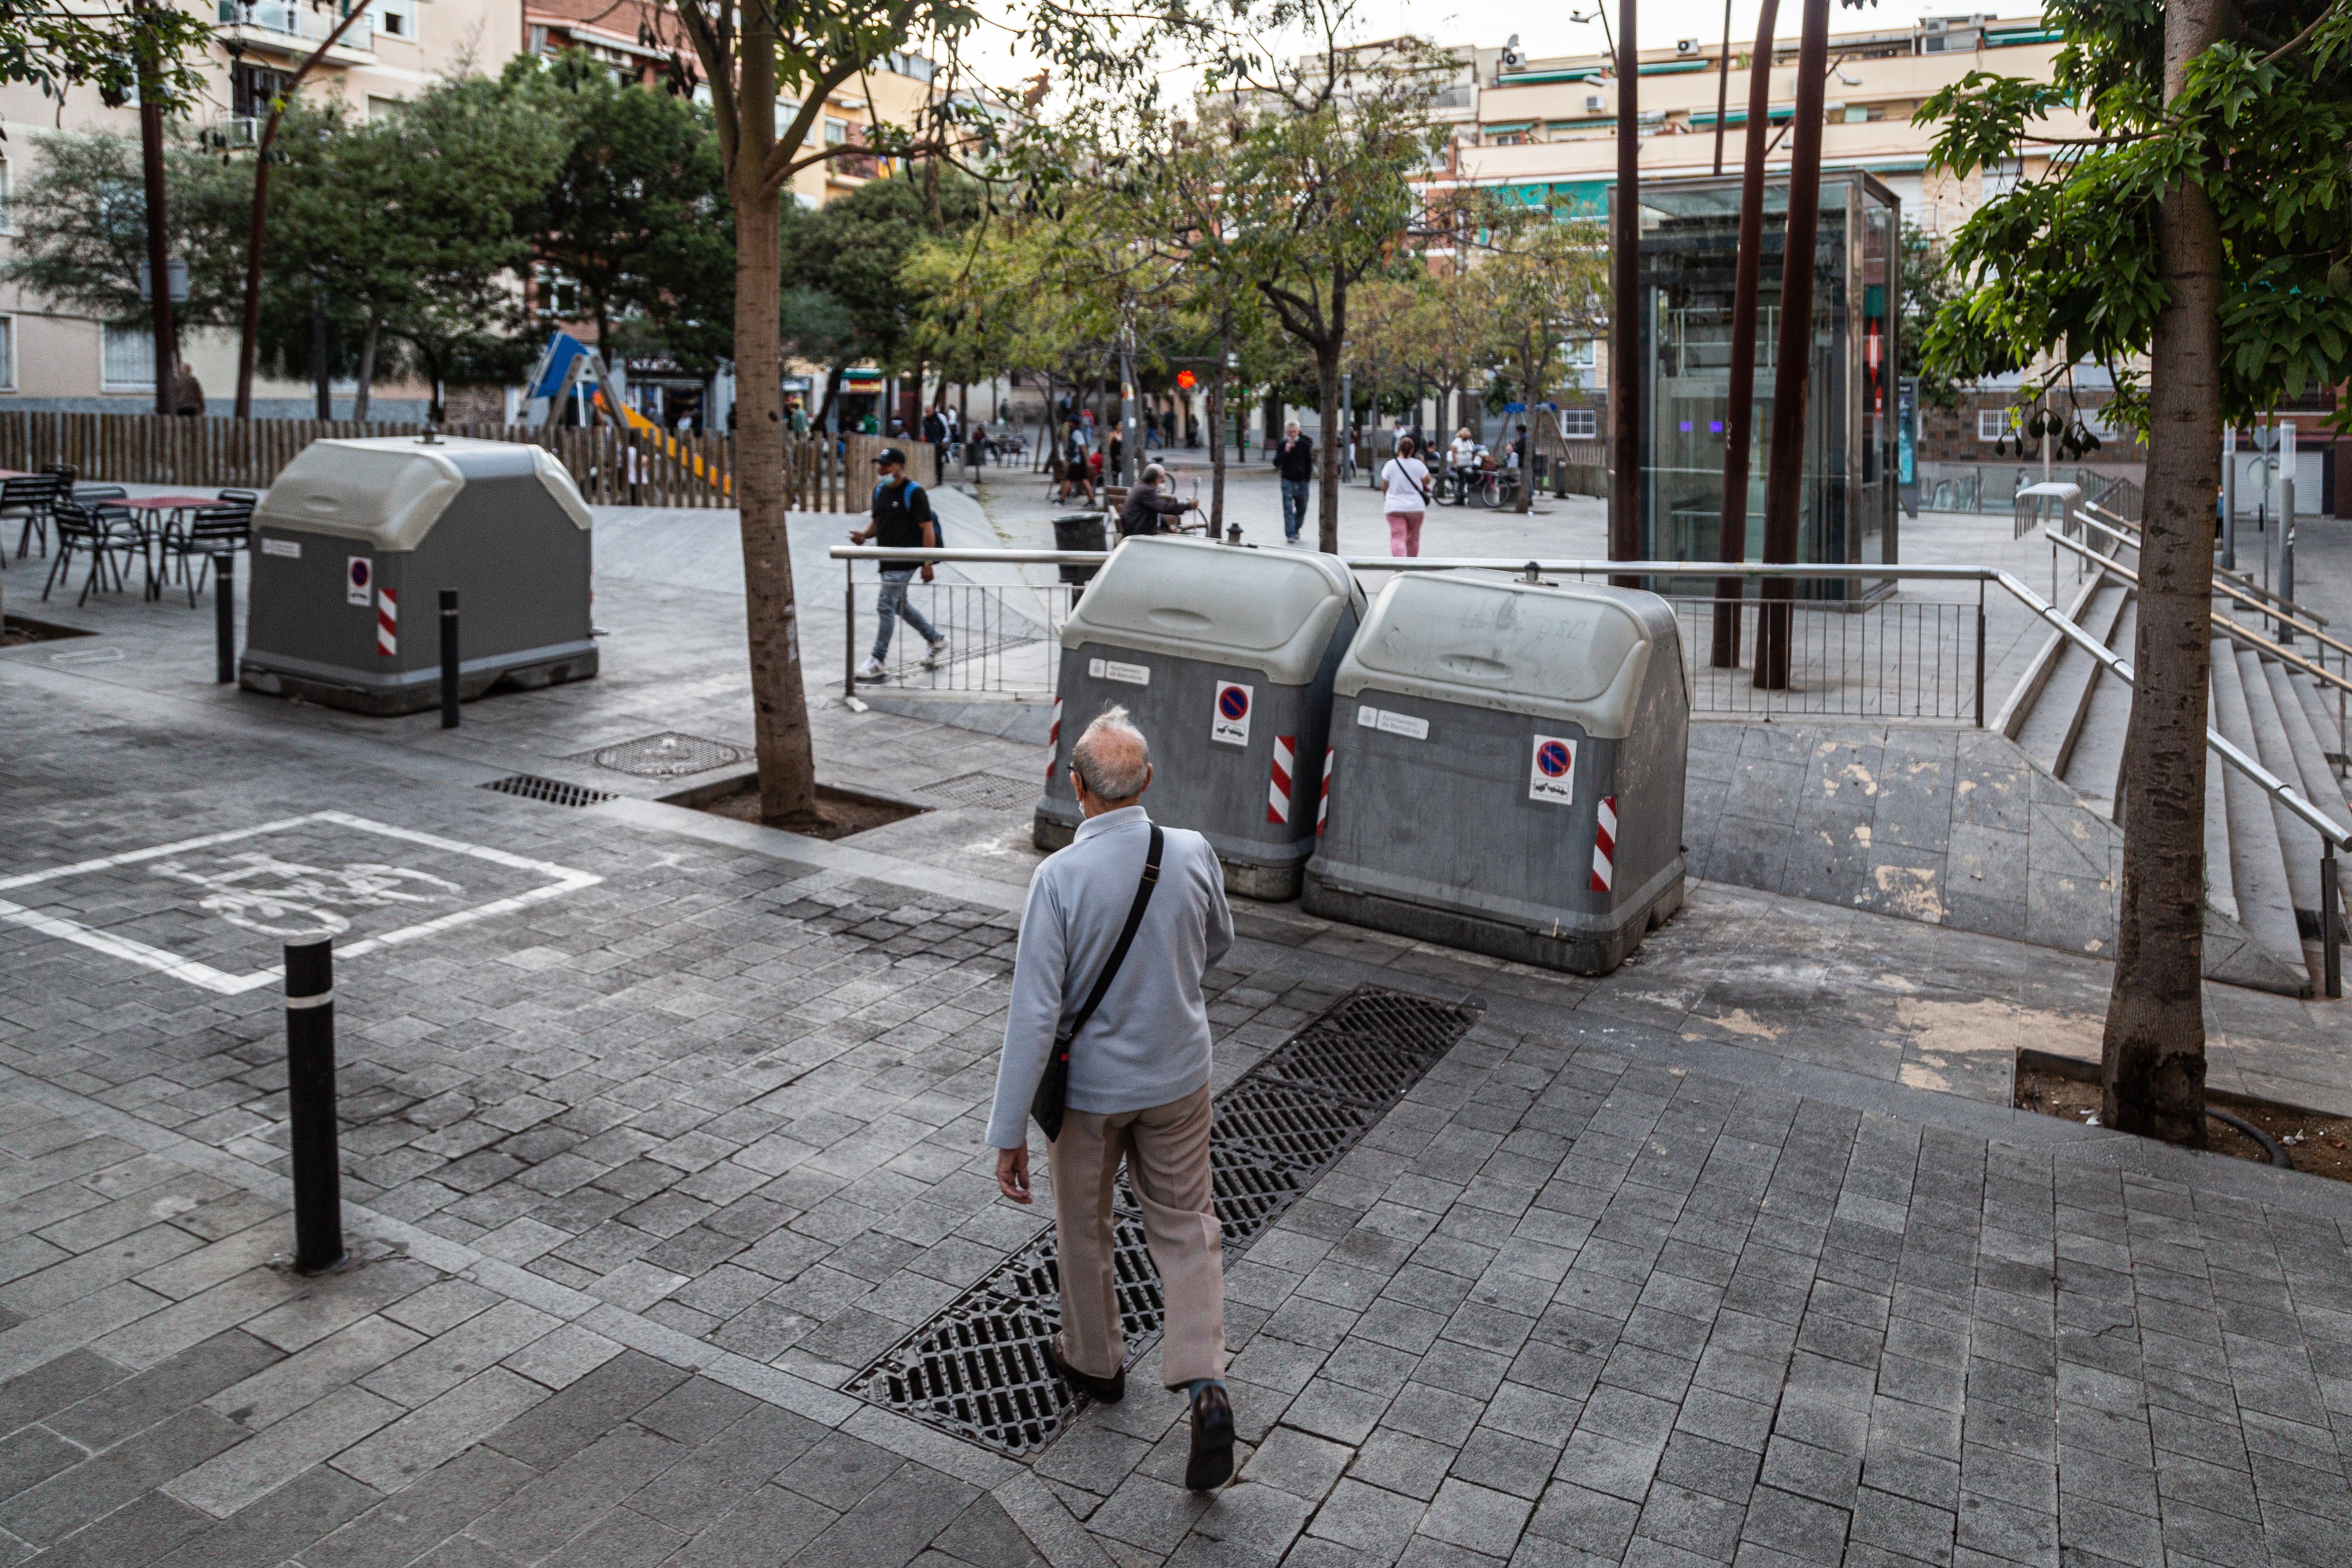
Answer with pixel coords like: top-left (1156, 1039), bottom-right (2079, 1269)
top-left (347, 557), bottom-right (373, 607)
top-left (1212, 681), bottom-right (1253, 746)
top-left (1528, 735), bottom-right (1576, 805)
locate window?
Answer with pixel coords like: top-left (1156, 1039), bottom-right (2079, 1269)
top-left (231, 62), bottom-right (294, 119)
top-left (0, 317), bottom-right (16, 392)
top-left (528, 23), bottom-right (549, 52)
top-left (824, 117), bottom-right (846, 145)
top-left (1559, 408), bottom-right (1598, 439)
top-left (102, 323), bottom-right (154, 391)
top-left (1560, 339), bottom-right (1597, 368)
top-left (1978, 408), bottom-right (2016, 441)
top-left (1981, 157), bottom-right (2022, 199)
top-left (367, 95), bottom-right (404, 121)
top-left (372, 0), bottom-right (411, 38)
top-left (0, 156), bottom-right (11, 233)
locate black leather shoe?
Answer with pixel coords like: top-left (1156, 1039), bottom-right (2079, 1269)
top-left (1185, 1382), bottom-right (1235, 1492)
top-left (1043, 1339), bottom-right (1126, 1404)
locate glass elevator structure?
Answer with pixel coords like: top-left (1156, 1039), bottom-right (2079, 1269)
top-left (1613, 170), bottom-right (1901, 599)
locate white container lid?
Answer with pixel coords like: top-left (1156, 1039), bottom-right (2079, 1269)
top-left (253, 437), bottom-right (592, 553)
top-left (1061, 536), bottom-right (1365, 685)
top-left (1336, 573), bottom-right (1674, 739)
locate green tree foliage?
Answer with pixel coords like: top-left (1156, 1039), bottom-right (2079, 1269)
top-left (0, 0), bottom-right (210, 116)
top-left (1920, 0), bottom-right (2352, 426)
top-left (1898, 221), bottom-right (1964, 411)
top-left (780, 167), bottom-right (980, 392)
top-left (262, 80), bottom-right (564, 415)
top-left (2, 129), bottom-right (247, 330)
top-left (506, 50), bottom-right (733, 365)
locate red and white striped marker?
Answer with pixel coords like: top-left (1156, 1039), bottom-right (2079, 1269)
top-left (1315, 747), bottom-right (1333, 836)
top-left (376, 587), bottom-right (398, 657)
top-left (1266, 735), bottom-right (1295, 825)
top-left (1590, 795), bottom-right (1617, 893)
top-left (1045, 697), bottom-right (1062, 784)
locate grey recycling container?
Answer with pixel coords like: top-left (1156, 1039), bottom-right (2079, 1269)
top-left (240, 436), bottom-right (597, 716)
top-left (1303, 572), bottom-right (1688, 973)
top-left (1036, 535), bottom-right (1364, 900)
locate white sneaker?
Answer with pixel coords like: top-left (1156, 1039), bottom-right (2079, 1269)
top-left (923, 636), bottom-right (949, 668)
top-left (856, 657), bottom-right (886, 680)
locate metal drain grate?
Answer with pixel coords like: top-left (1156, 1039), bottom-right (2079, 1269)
top-left (579, 732), bottom-right (746, 778)
top-left (850, 984), bottom-right (1481, 1456)
top-left (481, 774), bottom-right (617, 808)
top-left (916, 771), bottom-right (1038, 811)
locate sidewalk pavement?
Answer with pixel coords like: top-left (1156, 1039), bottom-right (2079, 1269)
top-left (7, 599), bottom-right (2352, 1568)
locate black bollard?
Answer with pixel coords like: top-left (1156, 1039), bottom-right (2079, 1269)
top-left (439, 589), bottom-right (460, 729)
top-left (215, 551), bottom-right (236, 685)
top-left (285, 939), bottom-right (344, 1273)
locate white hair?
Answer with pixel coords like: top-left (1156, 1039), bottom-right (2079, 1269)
top-left (1140, 463), bottom-right (1167, 486)
top-left (1073, 705), bottom-right (1151, 800)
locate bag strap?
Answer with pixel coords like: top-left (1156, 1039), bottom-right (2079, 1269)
top-left (1058, 825), bottom-right (1165, 1046)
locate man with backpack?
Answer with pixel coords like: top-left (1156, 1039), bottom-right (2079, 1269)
top-left (847, 448), bottom-right (949, 679)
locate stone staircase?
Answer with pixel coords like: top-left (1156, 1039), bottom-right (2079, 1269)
top-left (1997, 552), bottom-right (2351, 996)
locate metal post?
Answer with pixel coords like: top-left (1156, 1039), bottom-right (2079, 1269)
top-left (438, 590), bottom-right (460, 728)
top-left (2278, 476), bottom-right (2294, 643)
top-left (2221, 424), bottom-right (2235, 570)
top-left (844, 559), bottom-right (857, 693)
top-left (214, 551), bottom-right (236, 684)
top-left (1975, 581), bottom-right (1986, 728)
top-left (284, 938), bottom-right (343, 1274)
top-left (2323, 843), bottom-right (2341, 1000)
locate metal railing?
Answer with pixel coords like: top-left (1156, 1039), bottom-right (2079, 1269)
top-left (829, 543), bottom-right (2346, 997)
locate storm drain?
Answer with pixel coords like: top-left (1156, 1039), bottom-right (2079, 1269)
top-left (849, 984), bottom-right (1482, 1456)
top-left (480, 774), bottom-right (617, 808)
top-left (578, 731), bottom-right (746, 778)
top-left (916, 771), bottom-right (1038, 811)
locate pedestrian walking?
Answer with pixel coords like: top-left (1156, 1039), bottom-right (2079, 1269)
top-left (1060, 422), bottom-right (1096, 506)
top-left (988, 707), bottom-right (1238, 1493)
top-left (1118, 463), bottom-right (1200, 536)
top-left (1381, 435), bottom-right (1430, 557)
top-left (846, 447), bottom-right (948, 679)
top-left (1274, 420), bottom-right (1314, 544)
top-left (173, 361), bottom-right (205, 418)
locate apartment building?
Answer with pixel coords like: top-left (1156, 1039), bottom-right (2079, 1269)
top-left (0, 0), bottom-right (943, 422)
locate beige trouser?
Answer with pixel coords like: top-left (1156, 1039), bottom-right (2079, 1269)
top-left (1047, 1083), bottom-right (1225, 1389)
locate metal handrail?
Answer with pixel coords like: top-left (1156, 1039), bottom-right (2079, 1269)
top-left (2051, 528), bottom-right (2352, 703)
top-left (2074, 508), bottom-right (2352, 664)
top-left (828, 543), bottom-right (2350, 856)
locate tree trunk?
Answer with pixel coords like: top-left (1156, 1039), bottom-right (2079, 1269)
top-left (1714, 0), bottom-right (1781, 668)
top-left (135, 2), bottom-right (176, 420)
top-left (352, 316), bottom-right (379, 424)
top-left (1316, 331), bottom-right (1343, 553)
top-left (1515, 335), bottom-right (1537, 515)
top-left (1607, 0), bottom-right (1642, 585)
top-left (2102, 0), bottom-right (2227, 1145)
top-left (729, 18), bottom-right (820, 829)
top-left (1210, 314), bottom-right (1231, 533)
top-left (1755, 0), bottom-right (1831, 690)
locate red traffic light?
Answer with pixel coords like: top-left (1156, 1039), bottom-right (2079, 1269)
top-left (1176, 370), bottom-right (1197, 390)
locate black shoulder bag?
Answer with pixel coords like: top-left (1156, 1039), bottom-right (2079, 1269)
top-left (1031, 826), bottom-right (1164, 1143)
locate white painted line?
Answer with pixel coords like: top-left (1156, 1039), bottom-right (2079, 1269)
top-left (0, 810), bottom-right (603, 993)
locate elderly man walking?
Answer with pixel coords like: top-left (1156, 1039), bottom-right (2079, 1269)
top-left (988, 707), bottom-right (1238, 1491)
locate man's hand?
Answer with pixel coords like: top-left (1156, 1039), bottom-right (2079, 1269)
top-left (920, 563), bottom-right (935, 583)
top-left (996, 1145), bottom-right (1032, 1204)
top-left (847, 527), bottom-right (870, 544)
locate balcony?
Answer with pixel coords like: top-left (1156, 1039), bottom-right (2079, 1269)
top-left (216, 1), bottom-right (375, 60)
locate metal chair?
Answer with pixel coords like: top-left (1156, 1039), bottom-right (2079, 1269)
top-left (44, 497), bottom-right (140, 606)
top-left (162, 508), bottom-right (252, 606)
top-left (2, 472), bottom-right (62, 562)
top-left (216, 488), bottom-right (260, 512)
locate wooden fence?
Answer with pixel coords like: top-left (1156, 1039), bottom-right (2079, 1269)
top-left (0, 411), bottom-right (936, 514)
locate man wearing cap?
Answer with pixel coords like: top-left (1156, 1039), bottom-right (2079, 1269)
top-left (848, 448), bottom-right (948, 679)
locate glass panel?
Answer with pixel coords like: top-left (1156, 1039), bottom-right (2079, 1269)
top-left (1627, 174), bottom-right (1854, 599)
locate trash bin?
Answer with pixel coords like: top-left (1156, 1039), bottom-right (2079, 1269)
top-left (1052, 512), bottom-right (1107, 589)
top-left (1303, 572), bottom-right (1688, 973)
top-left (240, 436), bottom-right (596, 716)
top-left (1036, 535), bottom-right (1364, 900)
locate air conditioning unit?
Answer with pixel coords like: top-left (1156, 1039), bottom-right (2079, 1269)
top-left (1922, 18), bottom-right (1946, 31)
top-left (1676, 38), bottom-right (1699, 54)
top-left (1585, 94), bottom-right (1605, 111)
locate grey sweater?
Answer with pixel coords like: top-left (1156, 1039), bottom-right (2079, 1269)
top-left (985, 806), bottom-right (1234, 1148)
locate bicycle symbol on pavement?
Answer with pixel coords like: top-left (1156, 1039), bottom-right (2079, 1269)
top-left (149, 852), bottom-right (464, 939)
